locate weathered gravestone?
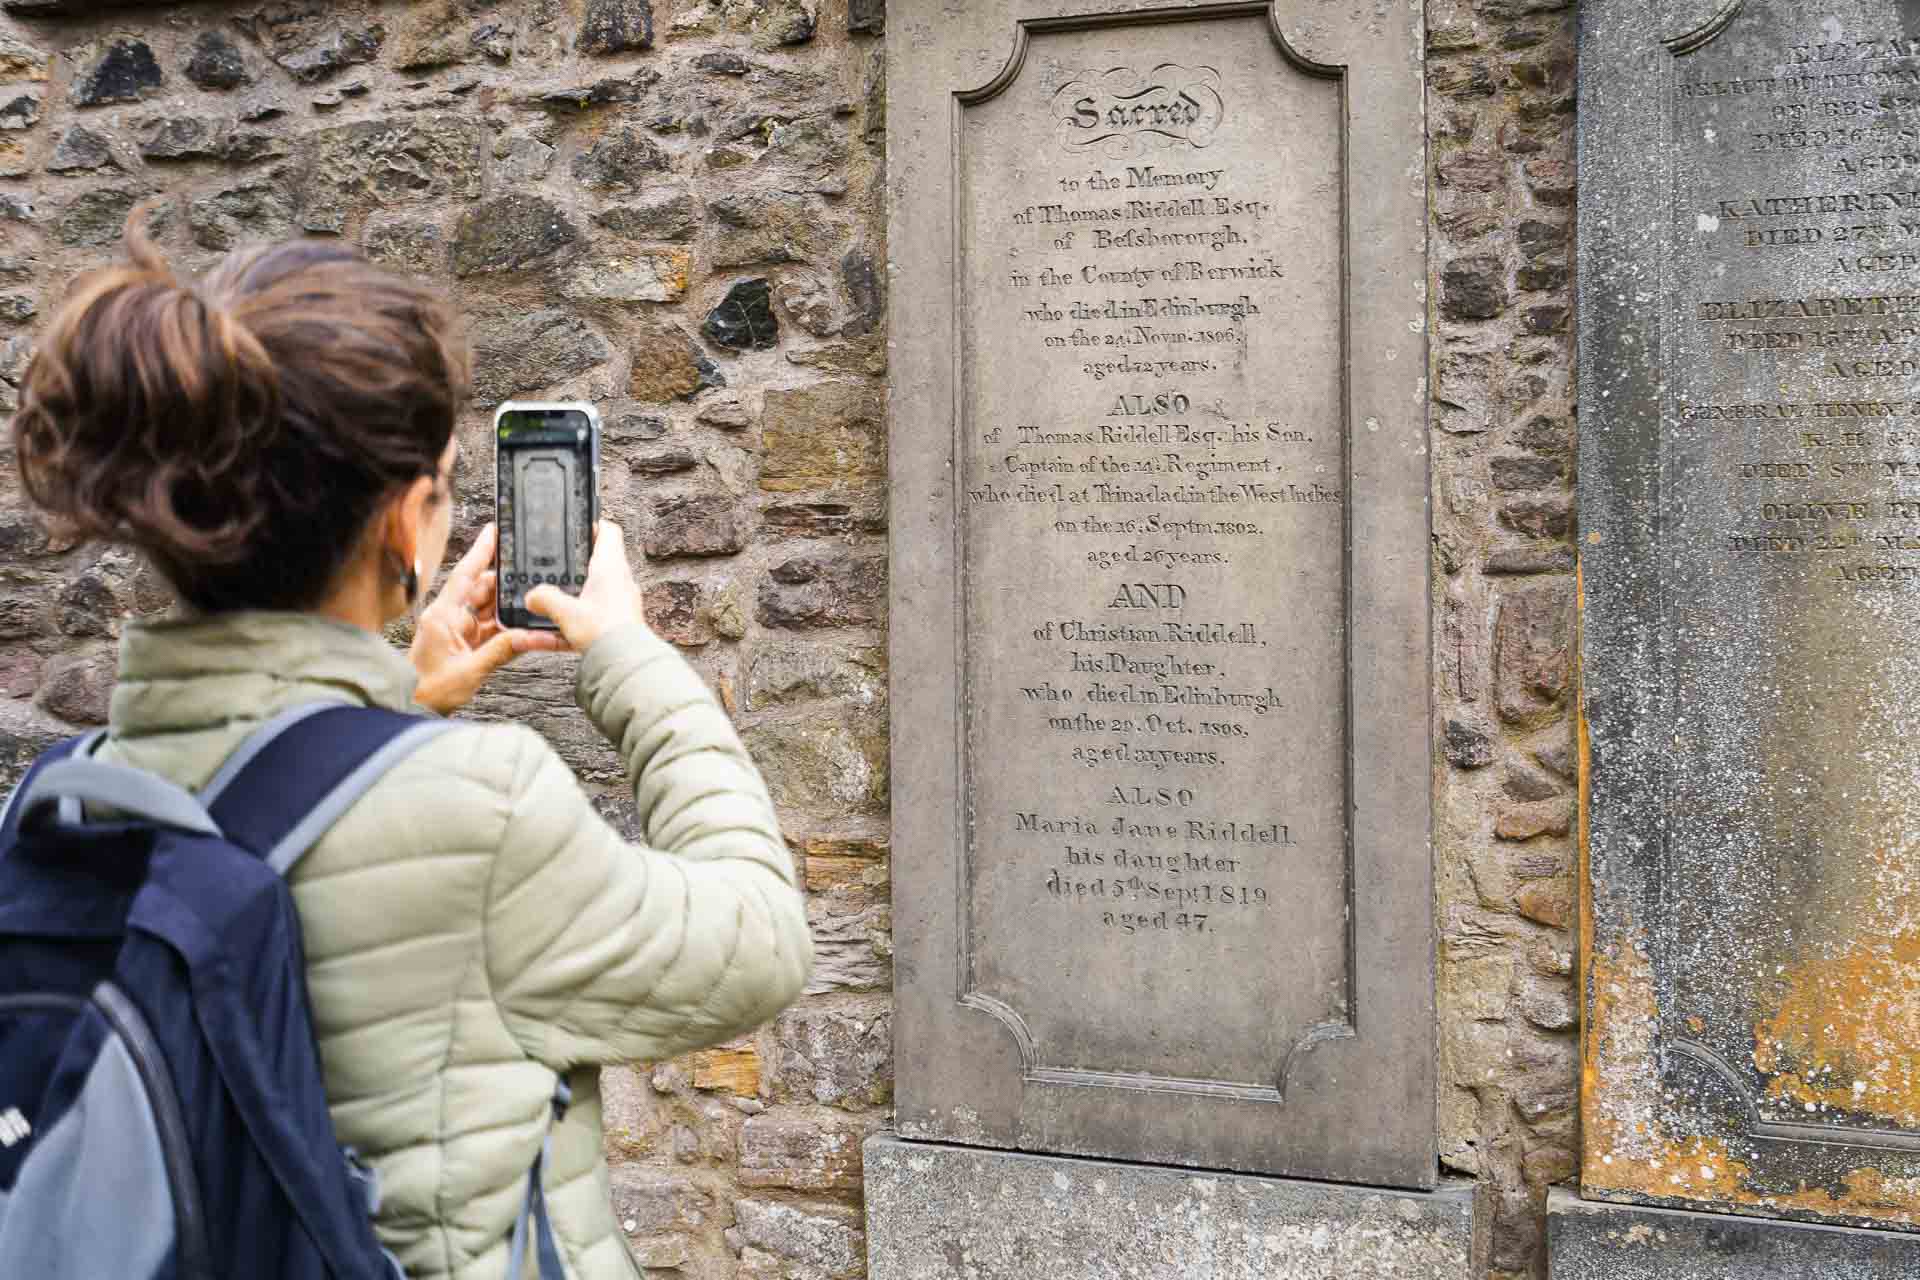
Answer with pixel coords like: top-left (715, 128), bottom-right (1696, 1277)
top-left (875, 1), bottom-right (1465, 1273)
top-left (1569, 0), bottom-right (1920, 1270)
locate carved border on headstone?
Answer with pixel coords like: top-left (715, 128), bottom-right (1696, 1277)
top-left (1668, 1040), bottom-right (1920, 1154)
top-left (1580, 0), bottom-right (1920, 1231)
top-left (1650, 18), bottom-right (1920, 1166)
top-left (953, 0), bottom-right (1339, 107)
top-left (1660, 0), bottom-right (1745, 55)
top-left (948, 1), bottom-right (1362, 1107)
top-left (889, 0), bottom-right (1432, 1185)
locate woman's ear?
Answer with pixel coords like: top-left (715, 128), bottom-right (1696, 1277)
top-left (386, 473), bottom-right (438, 588)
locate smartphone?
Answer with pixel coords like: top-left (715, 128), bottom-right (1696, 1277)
top-left (494, 401), bottom-right (600, 631)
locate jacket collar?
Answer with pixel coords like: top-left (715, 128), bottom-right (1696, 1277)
top-left (111, 611), bottom-right (421, 738)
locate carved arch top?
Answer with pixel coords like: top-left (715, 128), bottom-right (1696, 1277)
top-left (1662, 0), bottom-right (1745, 55)
top-left (956, 2), bottom-right (1338, 107)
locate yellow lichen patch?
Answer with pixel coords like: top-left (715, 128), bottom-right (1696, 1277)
top-left (1752, 929), bottom-right (1920, 1128)
top-left (1752, 840), bottom-right (1920, 1129)
top-left (1583, 940), bottom-right (1920, 1225)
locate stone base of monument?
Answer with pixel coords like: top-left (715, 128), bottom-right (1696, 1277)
top-left (1547, 1187), bottom-right (1920, 1278)
top-left (863, 1136), bottom-right (1474, 1279)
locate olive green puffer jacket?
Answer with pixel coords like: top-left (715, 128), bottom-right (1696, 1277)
top-left (94, 611), bottom-right (812, 1280)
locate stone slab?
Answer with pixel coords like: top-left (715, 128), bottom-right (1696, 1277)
top-left (863, 1136), bottom-right (1474, 1280)
top-left (886, 0), bottom-right (1433, 1190)
top-left (1548, 1188), bottom-right (1920, 1279)
top-left (1577, 0), bottom-right (1920, 1230)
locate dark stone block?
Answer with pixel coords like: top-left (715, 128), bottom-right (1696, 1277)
top-left (571, 125), bottom-right (668, 192)
top-left (71, 38), bottom-right (162, 108)
top-left (55, 188), bottom-right (168, 249)
top-left (451, 195), bottom-right (579, 276)
top-left (694, 51), bottom-right (751, 74)
top-left (629, 326), bottom-right (725, 402)
top-left (644, 493), bottom-right (743, 559)
top-left (1443, 718), bottom-right (1495, 770)
top-left (769, 0), bottom-right (816, 44)
top-left (704, 279), bottom-right (778, 350)
top-left (848, 0), bottom-right (884, 34)
top-left (189, 181), bottom-right (297, 252)
top-left (643, 580), bottom-right (709, 646)
top-left (1517, 260), bottom-right (1569, 291)
top-left (1515, 218), bottom-right (1565, 259)
top-left (532, 75), bottom-right (657, 111)
top-left (36, 650), bottom-right (113, 726)
top-left (248, 6), bottom-right (384, 84)
top-left (46, 126), bottom-right (114, 174)
top-left (139, 117), bottom-right (224, 162)
top-left (1549, 1191), bottom-right (1920, 1279)
top-left (56, 574), bottom-right (116, 639)
top-left (1493, 583), bottom-right (1571, 727)
top-left (0, 91), bottom-right (39, 132)
top-left (1489, 454), bottom-right (1565, 491)
top-left (1499, 497), bottom-right (1572, 540)
top-left (629, 448), bottom-right (698, 475)
top-left (580, 0), bottom-right (654, 53)
top-left (469, 309), bottom-right (610, 407)
top-left (606, 412), bottom-right (668, 443)
top-left (1523, 304), bottom-right (1569, 334)
top-left (593, 192), bottom-right (697, 242)
top-left (185, 31), bottom-right (248, 90)
top-left (1484, 544), bottom-right (1575, 575)
top-left (757, 553), bottom-right (886, 629)
top-left (1441, 254), bottom-right (1507, 320)
top-left (840, 249), bottom-right (882, 336)
top-left (293, 114), bottom-right (485, 234)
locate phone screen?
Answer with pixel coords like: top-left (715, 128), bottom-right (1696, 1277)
top-left (496, 406), bottom-right (597, 630)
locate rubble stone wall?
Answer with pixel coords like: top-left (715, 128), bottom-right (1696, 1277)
top-left (0, 0), bottom-right (1580, 1276)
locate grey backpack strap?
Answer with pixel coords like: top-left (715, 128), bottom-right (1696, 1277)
top-left (17, 759), bottom-right (222, 838)
top-left (0, 729), bottom-right (106, 834)
top-left (506, 1082), bottom-right (573, 1280)
top-left (261, 721), bottom-right (454, 876)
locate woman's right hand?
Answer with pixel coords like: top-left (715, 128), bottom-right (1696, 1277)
top-left (525, 520), bottom-right (650, 653)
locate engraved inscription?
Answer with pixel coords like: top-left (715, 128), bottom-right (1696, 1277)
top-left (961, 15), bottom-right (1345, 1089)
top-left (1051, 64), bottom-right (1226, 155)
top-left (1661, 0), bottom-right (1920, 1144)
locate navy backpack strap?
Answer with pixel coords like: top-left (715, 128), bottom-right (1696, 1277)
top-left (203, 704), bottom-right (455, 871)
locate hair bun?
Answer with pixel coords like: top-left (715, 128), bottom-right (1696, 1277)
top-left (10, 202), bottom-right (468, 614)
top-left (12, 204), bottom-right (282, 569)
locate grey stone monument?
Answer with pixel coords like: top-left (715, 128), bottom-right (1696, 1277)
top-left (876, 1), bottom-right (1466, 1273)
top-left (1568, 0), bottom-right (1920, 1272)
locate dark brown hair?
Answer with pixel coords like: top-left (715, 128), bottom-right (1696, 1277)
top-left (10, 209), bottom-right (470, 612)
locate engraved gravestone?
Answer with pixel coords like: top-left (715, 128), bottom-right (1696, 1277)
top-left (1578, 0), bottom-right (1920, 1242)
top-left (887, 0), bottom-right (1431, 1188)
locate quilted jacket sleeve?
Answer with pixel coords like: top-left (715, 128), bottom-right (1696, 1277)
top-left (482, 623), bottom-right (812, 1067)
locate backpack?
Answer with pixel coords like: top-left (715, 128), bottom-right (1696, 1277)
top-left (0, 703), bottom-right (571, 1280)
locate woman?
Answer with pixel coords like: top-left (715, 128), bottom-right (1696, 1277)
top-left (8, 217), bottom-right (813, 1278)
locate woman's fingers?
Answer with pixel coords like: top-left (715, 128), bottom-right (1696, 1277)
top-left (511, 628), bottom-right (569, 653)
top-left (442, 523), bottom-right (498, 600)
top-left (467, 569), bottom-right (497, 613)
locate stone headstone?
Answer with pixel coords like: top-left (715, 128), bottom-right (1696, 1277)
top-left (887, 0), bottom-right (1430, 1187)
top-left (1579, 0), bottom-right (1920, 1237)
